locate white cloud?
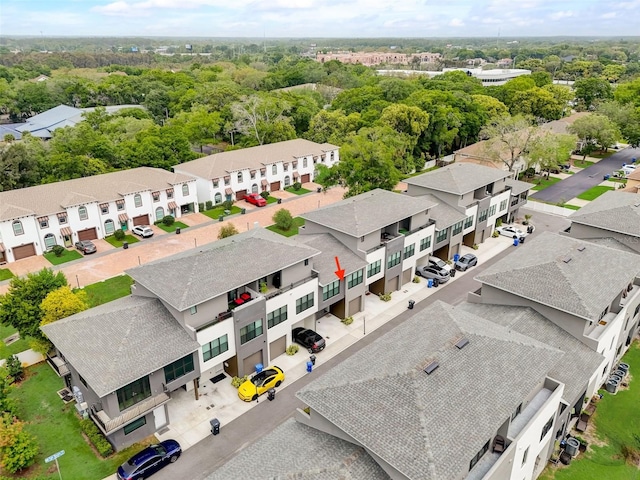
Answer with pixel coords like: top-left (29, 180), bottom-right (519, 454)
top-left (549, 10), bottom-right (574, 20)
top-left (449, 18), bottom-right (465, 27)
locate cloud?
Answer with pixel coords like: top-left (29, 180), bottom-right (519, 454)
top-left (549, 10), bottom-right (574, 20)
top-left (449, 18), bottom-right (465, 27)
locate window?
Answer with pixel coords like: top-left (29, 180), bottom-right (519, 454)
top-left (464, 216), bottom-right (474, 229)
top-left (155, 207), bottom-right (164, 222)
top-left (240, 320), bottom-right (263, 344)
top-left (202, 335), bottom-right (229, 362)
top-left (540, 416), bottom-right (554, 441)
top-left (164, 354), bottom-right (195, 383)
top-left (78, 206), bottom-right (88, 221)
top-left (190, 306), bottom-right (197, 315)
top-left (116, 200), bottom-right (125, 211)
top-left (296, 293), bottom-right (314, 314)
top-left (420, 237), bottom-right (431, 252)
top-left (633, 303), bottom-right (640, 318)
top-left (152, 192), bottom-right (160, 202)
top-left (387, 251), bottom-right (401, 269)
top-left (323, 280), bottom-right (340, 300)
top-left (224, 177), bottom-right (230, 186)
top-left (44, 233), bottom-right (56, 249)
top-left (478, 209), bottom-right (488, 222)
top-left (436, 229), bottom-right (448, 243)
top-left (469, 440), bottom-right (490, 471)
top-left (79, 374), bottom-right (87, 387)
top-left (237, 172), bottom-right (243, 182)
top-left (134, 194), bottom-right (142, 208)
top-left (267, 306), bottom-right (288, 328)
top-left (403, 244), bottom-right (415, 259)
top-left (117, 377), bottom-right (151, 411)
top-left (368, 259), bottom-right (381, 277)
top-left (522, 446), bottom-right (529, 466)
top-left (214, 192), bottom-right (222, 204)
top-left (260, 169), bottom-right (266, 177)
top-left (182, 183), bottom-right (190, 196)
top-left (304, 259), bottom-right (309, 266)
top-left (500, 199), bottom-right (508, 212)
top-left (303, 158), bottom-right (308, 168)
top-left (124, 416), bottom-right (146, 435)
top-left (12, 221), bottom-right (23, 236)
top-left (347, 269), bottom-right (364, 289)
top-left (167, 188), bottom-right (174, 199)
top-left (104, 219), bottom-right (115, 235)
top-left (250, 171), bottom-right (256, 180)
top-left (489, 204), bottom-right (497, 217)
top-left (284, 163), bottom-right (289, 172)
top-left (452, 221), bottom-right (464, 236)
top-left (213, 179), bottom-right (219, 188)
top-left (101, 204), bottom-right (109, 214)
top-left (284, 176), bottom-right (291, 187)
top-left (272, 165), bottom-right (277, 175)
top-left (58, 214), bottom-right (67, 224)
top-left (39, 217), bottom-right (49, 228)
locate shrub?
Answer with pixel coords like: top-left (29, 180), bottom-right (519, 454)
top-left (205, 200), bottom-right (213, 210)
top-left (379, 293), bottom-right (392, 302)
top-left (80, 419), bottom-right (113, 457)
top-left (286, 344), bottom-right (299, 355)
top-left (273, 208), bottom-right (294, 231)
top-left (161, 215), bottom-right (175, 226)
top-left (492, 231), bottom-right (500, 238)
top-left (198, 202), bottom-right (205, 212)
top-left (114, 229), bottom-right (125, 241)
top-left (259, 281), bottom-right (268, 293)
top-left (292, 181), bottom-right (302, 190)
top-left (341, 316), bottom-right (354, 325)
top-left (231, 375), bottom-right (248, 388)
top-left (5, 356), bottom-right (22, 384)
top-left (495, 218), bottom-right (503, 227)
top-left (223, 199), bottom-right (234, 211)
top-left (412, 276), bottom-right (420, 283)
top-left (0, 425), bottom-right (39, 473)
top-left (260, 191), bottom-right (270, 200)
top-left (218, 223), bottom-right (239, 239)
top-left (51, 245), bottom-right (65, 257)
top-left (472, 244), bottom-right (479, 250)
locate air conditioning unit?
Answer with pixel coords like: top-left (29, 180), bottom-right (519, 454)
top-left (75, 402), bottom-right (89, 419)
top-left (72, 386), bottom-right (84, 404)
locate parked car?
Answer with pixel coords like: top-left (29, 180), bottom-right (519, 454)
top-left (117, 440), bottom-right (181, 480)
top-left (428, 256), bottom-right (452, 274)
top-left (455, 253), bottom-right (478, 271)
top-left (495, 225), bottom-right (528, 239)
top-left (132, 225), bottom-right (154, 238)
top-left (415, 265), bottom-right (450, 283)
top-left (292, 327), bottom-right (326, 353)
top-left (245, 193), bottom-right (267, 207)
top-left (238, 366), bottom-right (285, 402)
top-left (75, 240), bottom-right (97, 255)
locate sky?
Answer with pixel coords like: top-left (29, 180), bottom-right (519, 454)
top-left (1, 0), bottom-right (639, 38)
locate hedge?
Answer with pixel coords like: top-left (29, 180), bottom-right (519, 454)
top-left (80, 419), bottom-right (114, 457)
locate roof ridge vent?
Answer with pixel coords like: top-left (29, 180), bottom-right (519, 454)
top-left (577, 245), bottom-right (586, 252)
top-left (455, 338), bottom-right (470, 349)
top-left (562, 256), bottom-right (572, 263)
top-left (424, 360), bottom-right (439, 375)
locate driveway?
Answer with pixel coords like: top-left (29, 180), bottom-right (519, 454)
top-left (531, 147), bottom-right (640, 203)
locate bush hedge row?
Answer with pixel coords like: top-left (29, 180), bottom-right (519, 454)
top-left (80, 419), bottom-right (114, 457)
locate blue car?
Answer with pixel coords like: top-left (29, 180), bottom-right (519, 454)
top-left (117, 439), bottom-right (181, 480)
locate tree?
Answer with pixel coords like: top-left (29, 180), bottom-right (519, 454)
top-left (471, 94), bottom-right (509, 123)
top-left (0, 414), bottom-right (39, 474)
top-left (573, 78), bottom-right (613, 110)
top-left (4, 356), bottom-right (23, 384)
top-left (597, 101), bottom-right (640, 148)
top-left (218, 223), bottom-right (240, 239)
top-left (231, 94), bottom-right (295, 146)
top-left (273, 208), bottom-right (294, 231)
top-left (169, 105), bottom-right (222, 152)
top-left (568, 114), bottom-right (620, 154)
top-left (378, 104), bottom-right (430, 172)
top-left (525, 133), bottom-right (577, 174)
top-left (0, 269), bottom-right (67, 340)
top-left (305, 109), bottom-right (361, 145)
top-left (480, 115), bottom-right (537, 171)
top-left (614, 77), bottom-right (640, 107)
top-left (0, 370), bottom-right (16, 416)
top-left (510, 87), bottom-right (565, 122)
top-left (40, 286), bottom-right (89, 328)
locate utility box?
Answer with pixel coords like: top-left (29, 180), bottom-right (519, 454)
top-left (210, 418), bottom-right (220, 435)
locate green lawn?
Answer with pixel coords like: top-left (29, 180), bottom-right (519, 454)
top-left (155, 220), bottom-right (188, 233)
top-left (0, 324), bottom-right (33, 360)
top-left (80, 275), bottom-right (133, 308)
top-left (540, 343), bottom-right (640, 480)
top-left (266, 217), bottom-right (305, 237)
top-left (531, 176), bottom-right (563, 191)
top-left (43, 248), bottom-right (83, 265)
top-left (285, 186), bottom-right (312, 195)
top-left (9, 363), bottom-right (150, 480)
top-left (266, 196), bottom-right (279, 205)
top-left (201, 205), bottom-right (242, 220)
top-left (589, 150), bottom-right (616, 159)
top-left (0, 268), bottom-right (14, 281)
top-left (562, 204), bottom-right (582, 210)
top-left (574, 160), bottom-right (595, 169)
top-left (576, 186), bottom-right (615, 201)
top-left (104, 234), bottom-right (139, 248)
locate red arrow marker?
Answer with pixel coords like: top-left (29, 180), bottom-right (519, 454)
top-left (334, 256), bottom-right (345, 280)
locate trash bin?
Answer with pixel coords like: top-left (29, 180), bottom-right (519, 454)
top-left (603, 174), bottom-right (610, 180)
top-left (218, 215), bottom-right (224, 222)
top-left (309, 355), bottom-right (316, 365)
top-left (427, 278), bottom-right (433, 288)
top-left (453, 253), bottom-right (460, 262)
top-left (449, 268), bottom-right (456, 278)
top-left (433, 278), bottom-right (440, 287)
top-left (210, 418), bottom-right (220, 435)
top-left (306, 361), bottom-right (313, 373)
top-left (519, 236), bottom-right (525, 244)
top-left (317, 187), bottom-right (322, 193)
top-left (267, 388), bottom-right (276, 401)
top-left (175, 227), bottom-right (181, 235)
top-left (408, 300), bottom-right (415, 310)
top-left (122, 241), bottom-right (128, 249)
top-left (241, 208), bottom-right (246, 214)
top-left (277, 198), bottom-right (282, 204)
top-left (513, 238), bottom-right (519, 246)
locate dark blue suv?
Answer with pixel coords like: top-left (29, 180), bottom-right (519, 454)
top-left (117, 439), bottom-right (181, 480)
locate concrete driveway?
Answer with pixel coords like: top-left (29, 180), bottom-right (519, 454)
top-left (531, 147), bottom-right (640, 203)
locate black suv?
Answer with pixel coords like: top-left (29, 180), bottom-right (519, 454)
top-left (292, 327), bottom-right (326, 353)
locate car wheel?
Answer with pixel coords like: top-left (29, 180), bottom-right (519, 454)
top-left (275, 380), bottom-right (282, 387)
top-left (170, 455), bottom-right (178, 463)
top-left (252, 394), bottom-right (258, 401)
top-left (308, 348), bottom-right (313, 354)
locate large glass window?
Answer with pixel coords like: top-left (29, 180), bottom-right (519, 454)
top-left (436, 229), bottom-right (448, 243)
top-left (214, 192), bottom-right (222, 204)
top-left (44, 233), bottom-right (56, 249)
top-left (464, 216), bottom-right (474, 229)
top-left (489, 204), bottom-right (497, 217)
top-left (237, 172), bottom-right (243, 183)
top-left (202, 335), bottom-right (229, 362)
top-left (123, 416), bottom-right (147, 435)
top-left (420, 236), bottom-right (431, 251)
top-left (403, 244), bottom-right (415, 259)
top-left (469, 440), bottom-right (490, 471)
top-left (134, 194), bottom-right (142, 208)
top-left (267, 306), bottom-right (288, 328)
top-left (78, 206), bottom-right (88, 220)
top-left (240, 320), bottom-right (263, 344)
top-left (500, 199), bottom-right (508, 212)
top-left (155, 207), bottom-right (164, 221)
top-left (387, 252), bottom-right (401, 269)
top-left (322, 280), bottom-right (340, 300)
top-left (164, 354), bottom-right (195, 383)
top-left (540, 416), bottom-right (554, 441)
top-left (452, 221), bottom-right (464, 236)
top-left (12, 221), bottom-right (23, 236)
top-left (296, 293), bottom-right (314, 314)
top-left (367, 259), bottom-right (382, 277)
top-left (117, 377), bottom-right (151, 411)
top-left (182, 183), bottom-right (190, 196)
top-left (104, 219), bottom-right (115, 235)
top-left (347, 270), bottom-right (363, 289)
top-left (478, 209), bottom-right (488, 222)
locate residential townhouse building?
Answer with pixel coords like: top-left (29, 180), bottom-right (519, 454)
top-left (299, 189), bottom-right (437, 300)
top-left (173, 139), bottom-right (339, 206)
top-left (0, 167), bottom-right (198, 264)
top-left (404, 163), bottom-right (517, 259)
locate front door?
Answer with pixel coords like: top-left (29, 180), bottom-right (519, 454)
top-left (153, 406), bottom-right (167, 429)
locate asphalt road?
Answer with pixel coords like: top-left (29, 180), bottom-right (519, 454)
top-left (530, 147), bottom-right (640, 203)
top-left (153, 209), bottom-right (571, 480)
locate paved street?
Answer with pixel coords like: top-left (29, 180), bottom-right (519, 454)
top-left (151, 209), bottom-right (570, 480)
top-left (531, 147), bottom-right (640, 203)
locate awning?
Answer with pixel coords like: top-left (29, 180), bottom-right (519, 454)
top-left (224, 175), bottom-right (230, 181)
top-left (37, 216), bottom-right (48, 222)
top-left (99, 203), bottom-right (108, 209)
top-left (166, 188), bottom-right (174, 195)
top-left (292, 160), bottom-right (298, 167)
top-left (0, 243), bottom-right (5, 253)
top-left (118, 213), bottom-right (129, 223)
top-left (250, 169), bottom-right (257, 175)
top-left (60, 227), bottom-right (72, 236)
top-left (261, 179), bottom-right (268, 187)
top-left (260, 167), bottom-right (266, 174)
top-left (293, 172), bottom-right (300, 179)
top-left (152, 191), bottom-right (160, 198)
top-left (168, 201), bottom-right (178, 210)
top-left (116, 199), bottom-right (125, 207)
top-left (225, 188), bottom-right (233, 195)
top-left (56, 212), bottom-right (67, 220)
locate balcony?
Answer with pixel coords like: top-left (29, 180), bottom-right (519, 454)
top-left (195, 310), bottom-right (233, 332)
top-left (264, 272), bottom-right (318, 301)
top-left (90, 392), bottom-right (170, 435)
top-left (400, 219), bottom-right (436, 236)
top-left (46, 353), bottom-right (70, 377)
top-left (508, 387), bottom-right (554, 438)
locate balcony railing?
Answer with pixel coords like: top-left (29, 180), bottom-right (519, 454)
top-left (45, 353), bottom-right (70, 377)
top-left (90, 392), bottom-right (170, 435)
top-left (195, 310), bottom-right (233, 332)
top-left (264, 272), bottom-right (318, 300)
top-left (401, 219), bottom-right (436, 236)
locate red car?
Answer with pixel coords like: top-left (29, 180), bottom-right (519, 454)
top-left (245, 193), bottom-right (267, 207)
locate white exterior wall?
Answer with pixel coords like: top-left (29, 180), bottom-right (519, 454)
top-left (365, 248), bottom-right (386, 286)
top-left (68, 202), bottom-right (101, 237)
top-left (0, 215), bottom-right (40, 261)
top-left (464, 205), bottom-right (478, 234)
top-left (196, 318), bottom-right (236, 381)
top-left (173, 181), bottom-right (198, 213)
top-left (37, 215), bottom-right (68, 249)
top-left (591, 314), bottom-right (624, 388)
top-left (487, 191), bottom-right (510, 231)
top-left (402, 225), bottom-right (436, 271)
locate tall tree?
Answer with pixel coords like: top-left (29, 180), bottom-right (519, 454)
top-left (170, 105), bottom-right (222, 152)
top-left (597, 101), bottom-right (640, 147)
top-left (573, 78), bottom-right (613, 111)
top-left (231, 94), bottom-right (295, 146)
top-left (568, 114), bottom-right (620, 153)
top-left (40, 286), bottom-right (89, 328)
top-left (480, 115), bottom-right (537, 172)
top-left (525, 132), bottom-right (577, 174)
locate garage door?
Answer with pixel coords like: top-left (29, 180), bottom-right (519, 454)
top-left (132, 214), bottom-right (149, 226)
top-left (301, 174), bottom-right (310, 183)
top-left (270, 181), bottom-right (281, 191)
top-left (235, 190), bottom-right (247, 201)
top-left (242, 351), bottom-right (263, 377)
top-left (13, 243), bottom-right (36, 261)
top-left (77, 228), bottom-right (98, 241)
top-left (269, 336), bottom-right (286, 362)
top-left (402, 268), bottom-right (413, 286)
top-left (348, 297), bottom-right (361, 316)
top-left (386, 276), bottom-right (399, 293)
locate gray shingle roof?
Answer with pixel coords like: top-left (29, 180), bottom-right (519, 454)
top-left (127, 228), bottom-right (320, 311)
top-left (41, 295), bottom-right (200, 398)
top-left (297, 233), bottom-right (368, 285)
top-left (458, 303), bottom-right (604, 403)
top-left (405, 163), bottom-right (511, 195)
top-left (301, 189), bottom-right (436, 237)
top-left (421, 194), bottom-right (467, 229)
top-left (475, 231), bottom-right (640, 320)
top-left (569, 190), bottom-right (640, 237)
top-left (296, 300), bottom-right (562, 480)
top-left (0, 167), bottom-right (195, 221)
top-left (206, 418), bottom-right (390, 480)
top-left (174, 138), bottom-right (338, 179)
top-left (505, 178), bottom-right (534, 195)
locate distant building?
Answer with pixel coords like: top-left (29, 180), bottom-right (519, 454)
top-left (377, 68), bottom-right (532, 86)
top-left (316, 51), bottom-right (442, 66)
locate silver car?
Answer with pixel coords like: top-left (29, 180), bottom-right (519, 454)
top-left (132, 225), bottom-right (154, 238)
top-left (415, 265), bottom-right (450, 283)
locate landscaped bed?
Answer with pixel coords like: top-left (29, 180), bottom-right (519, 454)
top-left (201, 205), bottom-right (242, 220)
top-left (266, 217), bottom-right (305, 237)
top-left (156, 220), bottom-right (188, 233)
top-left (80, 275), bottom-right (134, 307)
top-left (0, 268), bottom-right (14, 281)
top-left (573, 159), bottom-right (595, 169)
top-left (43, 248), bottom-right (83, 265)
top-left (576, 186), bottom-right (615, 201)
top-left (285, 186), bottom-right (312, 195)
top-left (530, 176), bottom-right (563, 191)
top-left (104, 234), bottom-right (139, 248)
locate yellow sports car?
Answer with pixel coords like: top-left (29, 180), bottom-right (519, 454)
top-left (238, 366), bottom-right (285, 402)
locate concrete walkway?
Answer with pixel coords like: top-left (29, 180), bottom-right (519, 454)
top-left (0, 348), bottom-right (44, 368)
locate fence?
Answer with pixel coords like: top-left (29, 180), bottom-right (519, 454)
top-left (524, 201), bottom-right (576, 217)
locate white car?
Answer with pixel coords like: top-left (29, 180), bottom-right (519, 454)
top-left (495, 225), bottom-right (527, 239)
top-left (132, 225), bottom-right (154, 238)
